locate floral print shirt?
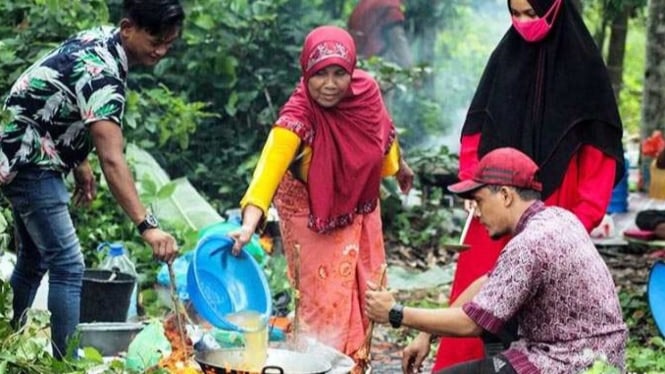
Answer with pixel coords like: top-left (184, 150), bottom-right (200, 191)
top-left (463, 202), bottom-right (627, 374)
top-left (1, 26), bottom-right (127, 182)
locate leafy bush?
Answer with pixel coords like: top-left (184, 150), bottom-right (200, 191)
top-left (0, 279), bottom-right (106, 373)
top-left (619, 289), bottom-right (665, 372)
top-left (382, 146), bottom-right (460, 249)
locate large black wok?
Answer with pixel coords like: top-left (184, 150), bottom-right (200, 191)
top-left (195, 348), bottom-right (332, 374)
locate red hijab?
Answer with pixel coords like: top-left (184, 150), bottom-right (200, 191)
top-left (276, 26), bottom-right (395, 234)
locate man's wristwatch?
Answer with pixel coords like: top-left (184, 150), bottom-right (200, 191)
top-left (389, 303), bottom-right (404, 328)
top-left (137, 212), bottom-right (160, 235)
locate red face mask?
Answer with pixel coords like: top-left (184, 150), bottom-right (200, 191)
top-left (511, 0), bottom-right (562, 42)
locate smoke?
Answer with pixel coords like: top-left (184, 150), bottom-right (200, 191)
top-left (396, 0), bottom-right (511, 153)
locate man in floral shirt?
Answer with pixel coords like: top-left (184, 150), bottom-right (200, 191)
top-left (0, 0), bottom-right (184, 358)
top-left (366, 148), bottom-right (627, 374)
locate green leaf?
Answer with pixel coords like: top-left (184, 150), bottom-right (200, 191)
top-left (82, 346), bottom-right (104, 363)
top-left (157, 182), bottom-right (177, 199)
top-left (225, 91), bottom-right (239, 116)
top-left (193, 13), bottom-right (215, 30)
top-left (141, 176), bottom-right (158, 197)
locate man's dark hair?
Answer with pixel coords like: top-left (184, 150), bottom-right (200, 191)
top-left (486, 184), bottom-right (541, 201)
top-left (123, 0), bottom-right (185, 38)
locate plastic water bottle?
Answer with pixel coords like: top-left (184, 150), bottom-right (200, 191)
top-left (97, 242), bottom-right (139, 321)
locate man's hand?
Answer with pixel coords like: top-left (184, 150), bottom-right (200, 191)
top-left (73, 159), bottom-right (97, 207)
top-left (365, 281), bottom-right (396, 324)
top-left (142, 229), bottom-right (178, 263)
top-left (396, 158), bottom-right (414, 194)
top-left (402, 332), bottom-right (432, 374)
top-left (464, 199), bottom-right (476, 213)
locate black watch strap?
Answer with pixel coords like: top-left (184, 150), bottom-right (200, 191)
top-left (389, 303), bottom-right (404, 328)
top-left (137, 212), bottom-right (159, 234)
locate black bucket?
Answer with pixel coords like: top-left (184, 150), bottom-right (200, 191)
top-left (80, 269), bottom-right (136, 323)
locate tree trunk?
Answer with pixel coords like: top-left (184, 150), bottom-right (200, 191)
top-left (606, 5), bottom-right (630, 99)
top-left (641, 0), bottom-right (665, 138)
top-left (594, 8), bottom-right (610, 51)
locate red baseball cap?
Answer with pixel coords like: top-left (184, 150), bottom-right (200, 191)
top-left (448, 147), bottom-right (543, 196)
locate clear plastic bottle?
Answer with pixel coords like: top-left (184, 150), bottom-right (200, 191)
top-left (97, 242), bottom-right (139, 321)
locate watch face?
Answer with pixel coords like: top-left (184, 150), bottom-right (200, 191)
top-left (146, 213), bottom-right (159, 227)
top-left (389, 304), bottom-right (403, 328)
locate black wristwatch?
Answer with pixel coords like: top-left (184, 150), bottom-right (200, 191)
top-left (137, 212), bottom-right (160, 234)
top-left (389, 303), bottom-right (404, 328)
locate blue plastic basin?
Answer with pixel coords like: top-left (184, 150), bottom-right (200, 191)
top-left (187, 234), bottom-right (272, 331)
top-left (648, 260), bottom-right (665, 337)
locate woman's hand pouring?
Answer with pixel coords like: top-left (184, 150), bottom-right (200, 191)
top-left (229, 205), bottom-right (263, 256)
top-left (229, 225), bottom-right (255, 256)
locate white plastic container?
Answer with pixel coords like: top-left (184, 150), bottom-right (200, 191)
top-left (97, 242), bottom-right (138, 321)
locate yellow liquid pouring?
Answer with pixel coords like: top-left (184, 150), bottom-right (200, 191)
top-left (226, 310), bottom-right (268, 371)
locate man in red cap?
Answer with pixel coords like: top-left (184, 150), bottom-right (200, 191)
top-left (365, 148), bottom-right (626, 374)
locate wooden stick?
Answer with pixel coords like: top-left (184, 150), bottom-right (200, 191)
top-left (360, 263), bottom-right (388, 373)
top-left (167, 262), bottom-right (188, 351)
top-left (292, 244), bottom-right (301, 347)
top-left (460, 205), bottom-right (475, 245)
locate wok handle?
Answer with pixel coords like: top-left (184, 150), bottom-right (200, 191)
top-left (261, 366), bottom-right (285, 374)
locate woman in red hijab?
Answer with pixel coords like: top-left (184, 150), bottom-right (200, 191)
top-left (403, 0), bottom-right (624, 372)
top-left (231, 25), bottom-right (414, 362)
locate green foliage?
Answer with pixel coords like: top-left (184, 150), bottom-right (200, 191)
top-left (263, 253), bottom-right (293, 312)
top-left (382, 147), bottom-right (459, 249)
top-left (617, 16), bottom-right (646, 135)
top-left (404, 0), bottom-right (472, 63)
top-left (0, 279), bottom-right (107, 373)
top-left (582, 0), bottom-right (647, 136)
top-left (123, 85), bottom-right (217, 152)
top-left (584, 358), bottom-right (620, 374)
top-left (137, 0), bottom-right (335, 211)
top-left (626, 336), bottom-right (665, 372)
top-left (619, 288), bottom-right (658, 342)
top-left (359, 57), bottom-right (442, 146)
top-left (619, 289), bottom-right (665, 372)
top-left (434, 3), bottom-right (504, 113)
top-left (0, 0), bottom-right (109, 92)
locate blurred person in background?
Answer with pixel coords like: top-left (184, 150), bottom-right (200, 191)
top-left (348, 0), bottom-right (413, 68)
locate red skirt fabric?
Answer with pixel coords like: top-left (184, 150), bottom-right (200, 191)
top-left (274, 173), bottom-right (387, 361)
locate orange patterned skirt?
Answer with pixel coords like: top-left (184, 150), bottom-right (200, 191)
top-left (274, 173), bottom-right (386, 360)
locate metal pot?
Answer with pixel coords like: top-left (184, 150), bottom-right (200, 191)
top-left (195, 348), bottom-right (332, 374)
top-left (77, 322), bottom-right (144, 356)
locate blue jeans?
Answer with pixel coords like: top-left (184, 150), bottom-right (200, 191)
top-left (2, 169), bottom-right (84, 359)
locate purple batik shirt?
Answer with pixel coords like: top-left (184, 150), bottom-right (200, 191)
top-left (463, 201), bottom-right (627, 374)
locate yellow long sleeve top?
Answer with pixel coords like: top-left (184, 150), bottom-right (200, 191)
top-left (240, 126), bottom-right (401, 217)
